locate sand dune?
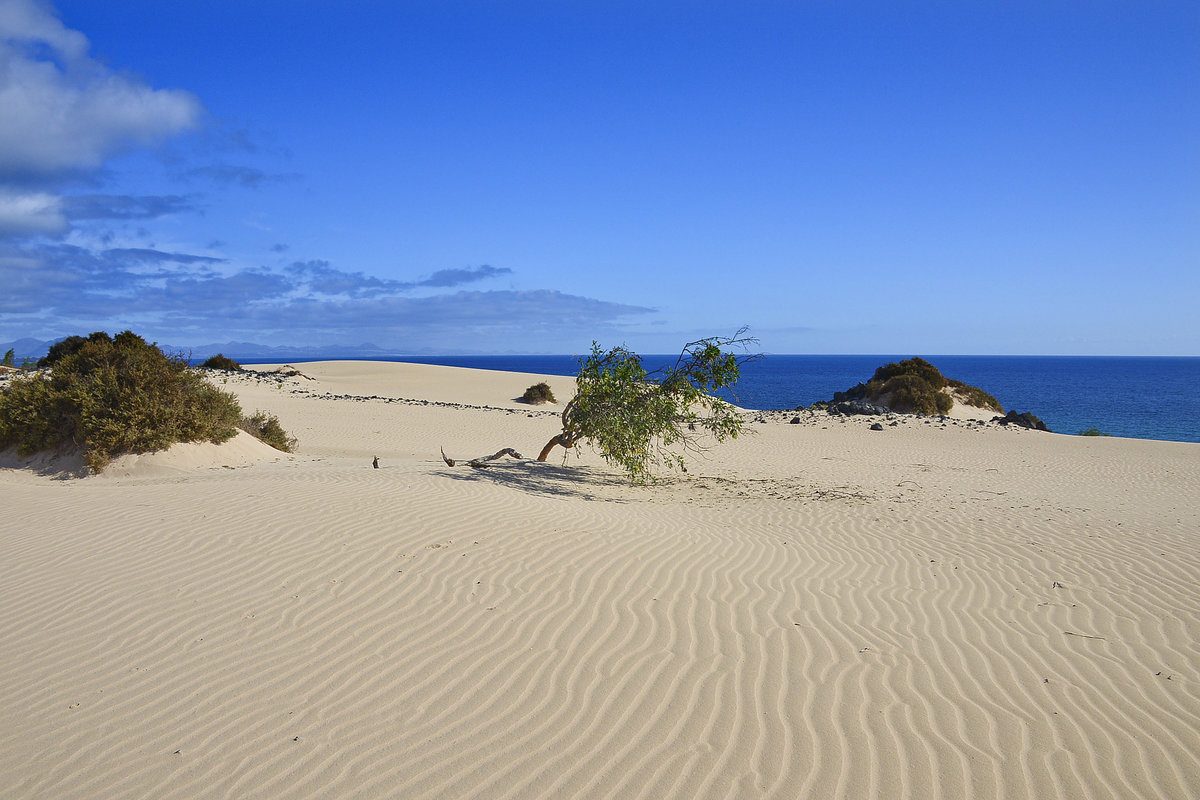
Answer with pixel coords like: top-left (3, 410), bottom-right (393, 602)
top-left (2, 361), bottom-right (1198, 799)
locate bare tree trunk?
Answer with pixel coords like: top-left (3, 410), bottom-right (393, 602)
top-left (536, 399), bottom-right (578, 461)
top-left (536, 434), bottom-right (569, 462)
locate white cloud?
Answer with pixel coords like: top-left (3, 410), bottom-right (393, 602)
top-left (0, 0), bottom-right (201, 217)
top-left (0, 188), bottom-right (64, 234)
top-left (0, 0), bottom-right (87, 59)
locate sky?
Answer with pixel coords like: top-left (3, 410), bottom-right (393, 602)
top-left (1, 0), bottom-right (1197, 356)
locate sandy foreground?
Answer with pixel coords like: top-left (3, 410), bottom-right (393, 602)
top-left (2, 360), bottom-right (1198, 800)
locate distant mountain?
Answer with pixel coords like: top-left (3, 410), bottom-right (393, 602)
top-left (169, 341), bottom-right (392, 360)
top-left (0, 337), bottom-right (60, 360)
top-left (0, 336), bottom-right (395, 363)
top-left (0, 335), bottom-right (546, 362)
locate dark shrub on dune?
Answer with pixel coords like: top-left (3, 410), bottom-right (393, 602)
top-left (38, 332), bottom-right (107, 368)
top-left (871, 372), bottom-right (954, 415)
top-left (946, 379), bottom-right (1003, 412)
top-left (0, 331), bottom-right (294, 472)
top-left (521, 381), bottom-right (557, 404)
top-left (869, 356), bottom-right (947, 388)
top-left (238, 410), bottom-right (297, 452)
top-left (832, 357), bottom-right (1003, 416)
top-left (200, 353), bottom-right (242, 371)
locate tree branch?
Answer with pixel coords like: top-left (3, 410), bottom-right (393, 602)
top-left (441, 446), bottom-right (523, 469)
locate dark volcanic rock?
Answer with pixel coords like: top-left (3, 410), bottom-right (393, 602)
top-left (993, 410), bottom-right (1050, 432)
top-left (827, 399), bottom-right (889, 417)
top-left (869, 422), bottom-right (884, 431)
top-left (831, 383), bottom-right (868, 403)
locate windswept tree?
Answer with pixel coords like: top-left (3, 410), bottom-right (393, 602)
top-left (444, 330), bottom-right (757, 482)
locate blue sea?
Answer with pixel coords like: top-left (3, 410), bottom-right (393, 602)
top-left (242, 354), bottom-right (1200, 445)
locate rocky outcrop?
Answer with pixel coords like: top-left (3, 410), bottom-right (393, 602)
top-left (992, 410), bottom-right (1050, 432)
top-left (813, 358), bottom-right (1005, 417)
top-left (831, 383), bottom-right (868, 404)
top-left (824, 399), bottom-right (890, 417)
top-left (796, 359), bottom-right (1054, 431)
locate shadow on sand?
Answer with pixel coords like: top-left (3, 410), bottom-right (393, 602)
top-left (435, 459), bottom-right (634, 502)
top-left (0, 446), bottom-right (91, 479)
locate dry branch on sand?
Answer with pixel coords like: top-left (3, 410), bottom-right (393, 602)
top-left (441, 447), bottom-right (523, 469)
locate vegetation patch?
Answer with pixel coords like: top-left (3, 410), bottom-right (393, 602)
top-left (946, 379), bottom-right (1003, 412)
top-left (871, 372), bottom-right (954, 415)
top-left (870, 357), bottom-right (946, 387)
top-left (0, 331), bottom-right (295, 472)
top-left (1078, 427), bottom-right (1110, 436)
top-left (520, 381), bottom-right (557, 404)
top-left (38, 333), bottom-right (97, 368)
top-left (238, 410), bottom-right (297, 452)
top-left (200, 353), bottom-right (243, 371)
top-left (831, 357), bottom-right (1004, 416)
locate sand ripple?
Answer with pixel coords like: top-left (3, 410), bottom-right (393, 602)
top-left (2, 362), bottom-right (1198, 799)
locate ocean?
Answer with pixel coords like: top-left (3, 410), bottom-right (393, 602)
top-left (241, 354), bottom-right (1200, 445)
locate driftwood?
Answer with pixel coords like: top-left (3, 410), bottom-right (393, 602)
top-left (441, 447), bottom-right (523, 469)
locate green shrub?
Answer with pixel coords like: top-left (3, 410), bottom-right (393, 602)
top-left (200, 353), bottom-right (242, 371)
top-left (1078, 427), bottom-right (1109, 436)
top-left (238, 410), bottom-right (297, 452)
top-left (947, 379), bottom-right (1004, 412)
top-left (521, 381), bottom-right (557, 404)
top-left (0, 373), bottom-right (67, 455)
top-left (870, 357), bottom-right (947, 388)
top-left (851, 357), bottom-right (1001, 415)
top-left (1, 330), bottom-right (249, 471)
top-left (935, 389), bottom-right (954, 414)
top-left (867, 373), bottom-right (950, 415)
top-left (1, 349), bottom-right (13, 367)
top-left (38, 333), bottom-right (107, 368)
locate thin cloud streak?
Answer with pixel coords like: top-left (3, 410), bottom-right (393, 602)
top-left (62, 194), bottom-right (198, 221)
top-left (182, 164), bottom-right (299, 188)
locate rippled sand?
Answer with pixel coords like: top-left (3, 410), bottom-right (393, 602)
top-left (3, 361), bottom-right (1198, 799)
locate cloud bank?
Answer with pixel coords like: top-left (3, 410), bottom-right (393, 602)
top-left (0, 0), bottom-right (201, 236)
top-left (1, 241), bottom-right (653, 349)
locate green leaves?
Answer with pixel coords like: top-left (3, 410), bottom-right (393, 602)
top-left (238, 410), bottom-right (297, 452)
top-left (0, 331), bottom-right (251, 472)
top-left (547, 331), bottom-right (755, 482)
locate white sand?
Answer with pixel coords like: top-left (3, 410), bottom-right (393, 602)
top-left (2, 360), bottom-right (1198, 799)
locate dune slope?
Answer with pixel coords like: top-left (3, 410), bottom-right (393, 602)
top-left (2, 361), bottom-right (1197, 799)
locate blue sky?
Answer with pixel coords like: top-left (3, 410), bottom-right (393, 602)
top-left (1, 1), bottom-right (1196, 355)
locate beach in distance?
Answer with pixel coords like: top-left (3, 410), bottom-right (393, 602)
top-left (2, 360), bottom-right (1199, 799)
